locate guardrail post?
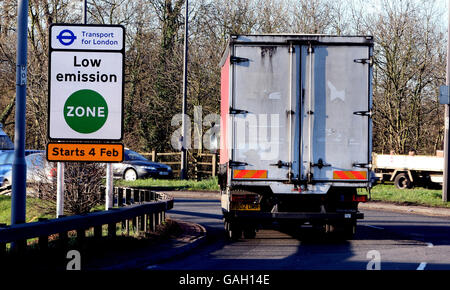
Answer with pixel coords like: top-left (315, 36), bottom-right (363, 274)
top-left (118, 187), bottom-right (124, 207)
top-left (76, 228), bottom-right (85, 246)
top-left (94, 225), bottom-right (102, 239)
top-left (133, 188), bottom-right (139, 204)
top-left (59, 231), bottom-right (68, 250)
top-left (125, 219), bottom-right (130, 235)
top-left (139, 215), bottom-right (145, 232)
top-left (113, 187), bottom-right (118, 206)
top-left (37, 218), bottom-right (48, 251)
top-left (0, 223), bottom-right (7, 256)
top-left (144, 214), bottom-right (148, 232)
top-left (108, 223), bottom-right (116, 238)
top-left (150, 213), bottom-right (155, 232)
top-left (151, 150), bottom-right (156, 162)
top-left (125, 188), bottom-right (132, 204)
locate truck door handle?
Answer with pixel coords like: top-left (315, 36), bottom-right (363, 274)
top-left (229, 161), bottom-right (249, 167)
top-left (353, 163), bottom-right (371, 169)
top-left (311, 158), bottom-right (332, 169)
top-left (270, 160), bottom-right (291, 168)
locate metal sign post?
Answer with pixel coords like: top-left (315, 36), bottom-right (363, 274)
top-left (444, 0), bottom-right (450, 203)
top-left (11, 0), bottom-right (29, 229)
top-left (180, 0), bottom-right (189, 180)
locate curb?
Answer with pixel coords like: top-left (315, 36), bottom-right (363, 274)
top-left (359, 202), bottom-right (450, 218)
top-left (88, 219), bottom-right (207, 270)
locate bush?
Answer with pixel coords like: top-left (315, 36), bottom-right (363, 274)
top-left (31, 162), bottom-right (105, 216)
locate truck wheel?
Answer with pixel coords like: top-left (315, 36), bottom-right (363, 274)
top-left (243, 227), bottom-right (257, 239)
top-left (394, 173), bottom-right (411, 189)
top-left (326, 222), bottom-right (356, 240)
top-left (341, 222), bottom-right (356, 240)
top-left (225, 221), bottom-right (242, 240)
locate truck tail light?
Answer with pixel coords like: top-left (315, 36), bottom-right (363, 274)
top-left (353, 195), bottom-right (368, 203)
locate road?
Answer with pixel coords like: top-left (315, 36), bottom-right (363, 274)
top-left (148, 196), bottom-right (450, 270)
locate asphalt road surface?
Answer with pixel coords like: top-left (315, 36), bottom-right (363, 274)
top-left (148, 196), bottom-right (450, 270)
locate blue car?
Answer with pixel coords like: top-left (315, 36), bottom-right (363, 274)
top-left (0, 151), bottom-right (50, 187)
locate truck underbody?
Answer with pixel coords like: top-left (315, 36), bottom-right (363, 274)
top-left (220, 184), bottom-right (366, 240)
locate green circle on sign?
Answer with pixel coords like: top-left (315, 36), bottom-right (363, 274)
top-left (64, 89), bottom-right (108, 134)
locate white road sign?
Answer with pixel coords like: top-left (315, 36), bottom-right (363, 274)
top-left (48, 24), bottom-right (124, 141)
top-left (51, 25), bottom-right (124, 50)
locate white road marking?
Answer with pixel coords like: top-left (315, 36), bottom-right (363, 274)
top-left (365, 225), bottom-right (384, 230)
top-left (417, 262), bottom-right (427, 270)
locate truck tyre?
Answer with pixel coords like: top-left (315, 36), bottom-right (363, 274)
top-left (341, 222), bottom-right (356, 240)
top-left (225, 221), bottom-right (242, 240)
top-left (394, 173), bottom-right (411, 189)
top-left (243, 227), bottom-right (257, 239)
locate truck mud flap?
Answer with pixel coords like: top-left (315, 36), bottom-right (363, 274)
top-left (228, 212), bottom-right (364, 221)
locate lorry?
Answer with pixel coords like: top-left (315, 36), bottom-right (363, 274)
top-left (372, 152), bottom-right (443, 189)
top-left (218, 34), bottom-right (374, 240)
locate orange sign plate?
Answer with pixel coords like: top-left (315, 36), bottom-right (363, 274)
top-left (47, 143), bottom-right (123, 162)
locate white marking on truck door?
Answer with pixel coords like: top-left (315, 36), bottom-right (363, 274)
top-left (269, 92), bottom-right (281, 99)
top-left (328, 81), bottom-right (346, 102)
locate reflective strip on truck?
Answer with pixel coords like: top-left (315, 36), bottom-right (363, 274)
top-left (333, 171), bottom-right (367, 180)
top-left (233, 170), bottom-right (268, 179)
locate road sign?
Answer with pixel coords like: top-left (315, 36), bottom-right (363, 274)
top-left (47, 143), bottom-right (124, 162)
top-left (48, 24), bottom-right (124, 141)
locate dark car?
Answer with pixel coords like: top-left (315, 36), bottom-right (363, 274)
top-left (113, 149), bottom-right (173, 181)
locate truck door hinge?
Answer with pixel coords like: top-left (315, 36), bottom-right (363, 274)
top-left (353, 110), bottom-right (372, 117)
top-left (229, 107), bottom-right (249, 115)
top-left (270, 160), bottom-right (291, 169)
top-left (354, 57), bottom-right (373, 66)
top-left (229, 160), bottom-right (249, 167)
top-left (311, 158), bottom-right (332, 170)
top-left (353, 163), bottom-right (372, 169)
top-left (230, 56), bottom-right (249, 64)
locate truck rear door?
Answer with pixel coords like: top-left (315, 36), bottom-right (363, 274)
top-left (301, 44), bottom-right (372, 183)
top-left (230, 45), bottom-right (299, 181)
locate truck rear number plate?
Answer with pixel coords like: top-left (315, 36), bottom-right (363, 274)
top-left (231, 203), bottom-right (261, 211)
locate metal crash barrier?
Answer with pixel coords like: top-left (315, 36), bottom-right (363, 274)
top-left (0, 187), bottom-right (173, 254)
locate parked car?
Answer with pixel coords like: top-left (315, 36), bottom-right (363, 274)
top-left (0, 150), bottom-right (45, 186)
top-left (0, 124), bottom-right (14, 152)
top-left (113, 149), bottom-right (173, 181)
top-left (1, 152), bottom-right (56, 186)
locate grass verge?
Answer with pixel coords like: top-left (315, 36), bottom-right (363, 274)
top-left (0, 195), bottom-right (52, 225)
top-left (361, 183), bottom-right (450, 208)
top-left (115, 176), bottom-right (220, 192)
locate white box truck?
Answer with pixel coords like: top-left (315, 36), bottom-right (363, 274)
top-left (218, 35), bottom-right (374, 239)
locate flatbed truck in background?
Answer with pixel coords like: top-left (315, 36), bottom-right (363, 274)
top-left (372, 152), bottom-right (444, 189)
